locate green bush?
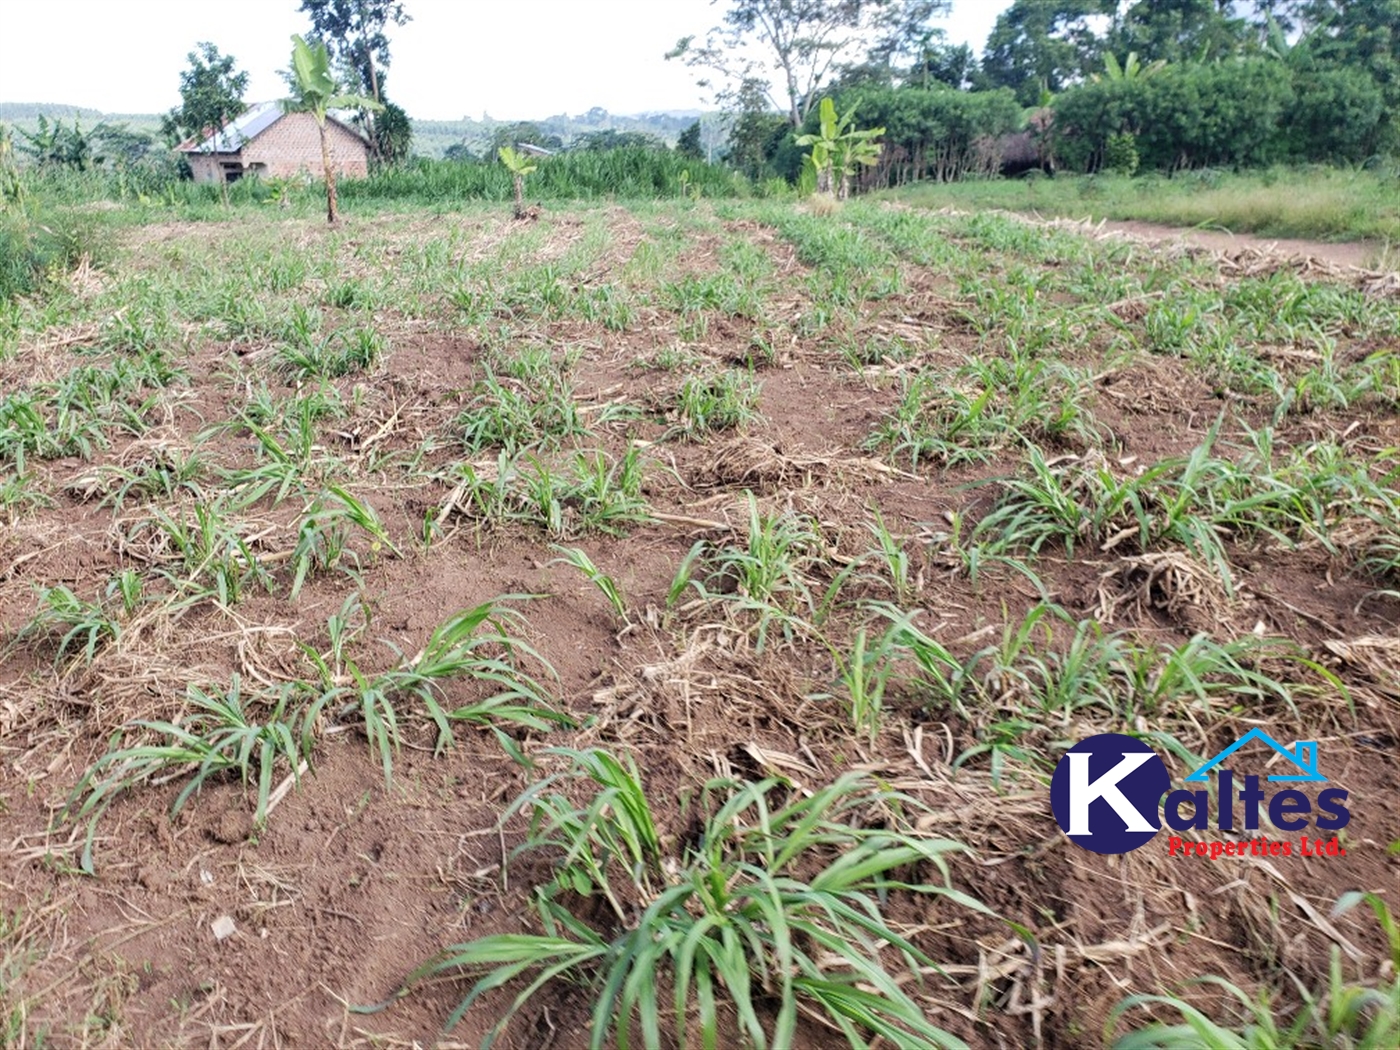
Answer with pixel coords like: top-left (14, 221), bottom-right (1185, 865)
top-left (1285, 67), bottom-right (1387, 163)
top-left (1104, 131), bottom-right (1140, 176)
top-left (1052, 57), bottom-right (1388, 173)
top-left (0, 208), bottom-right (103, 303)
top-left (801, 85), bottom-right (1022, 185)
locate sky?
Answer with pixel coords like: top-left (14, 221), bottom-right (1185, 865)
top-left (0, 0), bottom-right (1013, 121)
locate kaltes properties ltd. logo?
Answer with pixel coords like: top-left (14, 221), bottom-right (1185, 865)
top-left (1050, 730), bottom-right (1349, 859)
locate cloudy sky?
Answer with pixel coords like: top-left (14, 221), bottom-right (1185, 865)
top-left (0, 0), bottom-right (1013, 120)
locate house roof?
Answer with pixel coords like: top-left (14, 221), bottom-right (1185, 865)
top-left (178, 102), bottom-right (283, 154)
top-left (177, 101), bottom-right (369, 154)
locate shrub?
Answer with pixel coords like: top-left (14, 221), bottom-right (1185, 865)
top-left (1104, 131), bottom-right (1141, 176)
top-left (0, 208), bottom-right (103, 303)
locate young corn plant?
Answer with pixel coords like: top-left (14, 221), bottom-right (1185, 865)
top-left (828, 624), bottom-right (903, 743)
top-left (148, 500), bottom-right (274, 607)
top-left (405, 756), bottom-right (996, 1050)
top-left (550, 545), bottom-right (629, 625)
top-left (15, 584), bottom-right (125, 668)
top-left (278, 325), bottom-right (387, 380)
top-left (1109, 890), bottom-right (1400, 1050)
top-left (64, 676), bottom-right (305, 872)
top-left (673, 369), bottom-right (761, 438)
top-left (457, 368), bottom-right (586, 455)
top-left (676, 494), bottom-right (826, 652)
top-left (289, 485), bottom-right (399, 600)
top-left (310, 598), bottom-right (570, 781)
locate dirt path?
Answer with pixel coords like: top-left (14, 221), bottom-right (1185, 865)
top-left (1098, 218), bottom-right (1382, 271)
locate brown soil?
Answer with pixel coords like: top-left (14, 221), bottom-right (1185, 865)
top-left (2, 202), bottom-right (1397, 1049)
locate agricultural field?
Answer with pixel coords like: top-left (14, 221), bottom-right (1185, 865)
top-left (2, 197), bottom-right (1399, 1048)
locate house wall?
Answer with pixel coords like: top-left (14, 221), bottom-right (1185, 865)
top-left (240, 113), bottom-right (369, 180)
top-left (187, 154), bottom-right (228, 184)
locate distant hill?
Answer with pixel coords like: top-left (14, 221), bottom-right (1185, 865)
top-left (0, 102), bottom-right (711, 159)
top-left (0, 103), bottom-right (164, 133)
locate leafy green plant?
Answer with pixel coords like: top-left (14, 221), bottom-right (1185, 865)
top-left (278, 325), bottom-right (387, 379)
top-left (289, 485), bottom-right (399, 599)
top-left (674, 369), bottom-right (761, 437)
top-left (405, 757), bottom-right (994, 1049)
top-left (676, 494), bottom-right (826, 651)
top-left (551, 545), bottom-right (629, 624)
top-left (308, 598), bottom-right (570, 781)
top-left (498, 146), bottom-right (538, 219)
top-left (458, 368), bottom-right (585, 454)
top-left (16, 584), bottom-right (124, 668)
top-left (796, 98), bottom-right (884, 200)
top-left (65, 676), bottom-right (305, 872)
top-left (285, 34), bottom-right (382, 223)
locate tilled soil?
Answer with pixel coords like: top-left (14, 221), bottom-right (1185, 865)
top-left (1, 199), bottom-right (1398, 1049)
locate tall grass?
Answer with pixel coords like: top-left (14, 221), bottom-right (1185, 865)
top-left (9, 148), bottom-right (752, 227)
top-left (890, 166), bottom-right (1400, 245)
top-left (343, 149), bottom-right (747, 204)
top-left (0, 207), bottom-right (105, 302)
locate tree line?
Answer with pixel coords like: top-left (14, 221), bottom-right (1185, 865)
top-left (673, 0), bottom-right (1399, 184)
top-left (7, 0), bottom-right (1397, 195)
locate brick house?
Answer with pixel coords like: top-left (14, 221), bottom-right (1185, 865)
top-left (177, 102), bottom-right (370, 184)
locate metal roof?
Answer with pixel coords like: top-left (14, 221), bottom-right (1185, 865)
top-left (179, 102), bottom-right (283, 154)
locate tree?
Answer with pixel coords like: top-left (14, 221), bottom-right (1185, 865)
top-left (572, 130), bottom-right (666, 151)
top-left (668, 0), bottom-right (941, 127)
top-left (161, 42), bottom-right (249, 149)
top-left (497, 146), bottom-right (536, 219)
top-left (865, 0), bottom-right (952, 79)
top-left (911, 42), bottom-right (977, 89)
top-left (1108, 0), bottom-right (1248, 64)
top-left (284, 35), bottom-right (382, 224)
top-left (1292, 0), bottom-right (1400, 150)
top-left (370, 100), bottom-right (412, 165)
top-left (299, 0), bottom-right (411, 161)
top-left (299, 0), bottom-right (410, 103)
top-left (725, 77), bottom-right (793, 178)
top-left (980, 0), bottom-right (1112, 106)
top-left (676, 120), bottom-right (705, 159)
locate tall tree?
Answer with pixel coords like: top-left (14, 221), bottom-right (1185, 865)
top-left (669, 0), bottom-right (942, 127)
top-left (1108, 0), bottom-right (1249, 63)
top-left (866, 0), bottom-right (952, 77)
top-left (284, 34), bottom-right (382, 224)
top-left (160, 42), bottom-right (249, 148)
top-left (299, 0), bottom-right (410, 103)
top-left (1291, 0), bottom-right (1400, 149)
top-left (911, 41), bottom-right (977, 89)
top-left (299, 0), bottom-right (411, 161)
top-left (980, 0), bottom-right (1112, 105)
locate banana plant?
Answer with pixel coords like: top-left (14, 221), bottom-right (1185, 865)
top-left (1092, 51), bottom-right (1167, 83)
top-left (285, 34), bottom-right (382, 224)
top-left (498, 146), bottom-right (537, 219)
top-left (795, 98), bottom-right (839, 196)
top-left (796, 98), bottom-right (884, 200)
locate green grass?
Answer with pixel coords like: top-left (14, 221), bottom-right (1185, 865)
top-left (405, 755), bottom-right (995, 1049)
top-left (888, 167), bottom-right (1400, 248)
